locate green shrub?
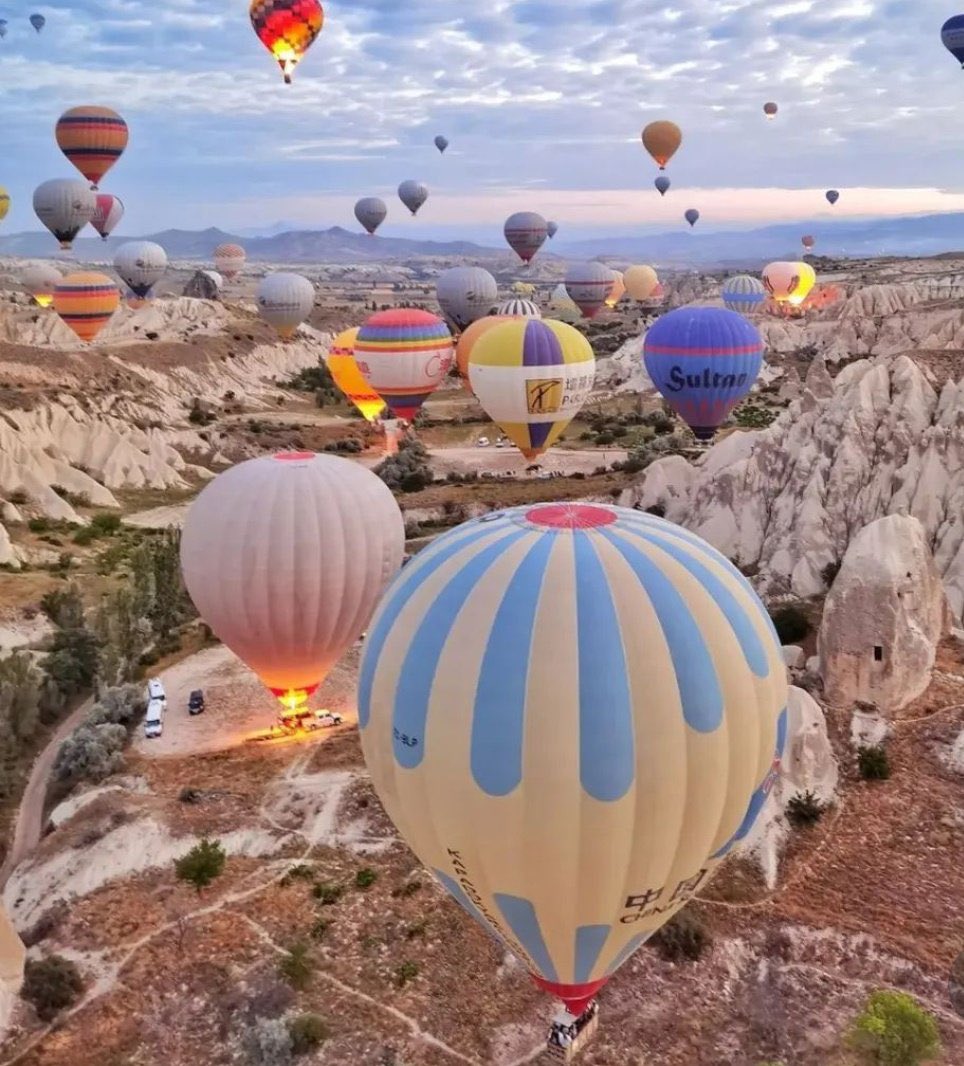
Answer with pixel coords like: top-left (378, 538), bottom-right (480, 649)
top-left (849, 989), bottom-right (941, 1065)
top-left (734, 405), bottom-right (777, 429)
top-left (312, 882), bottom-right (343, 905)
top-left (821, 560), bottom-right (842, 588)
top-left (786, 790), bottom-right (826, 827)
top-left (309, 917), bottom-right (332, 941)
top-left (28, 517), bottom-right (51, 534)
top-left (21, 955), bottom-right (83, 1020)
top-left (650, 909), bottom-right (710, 962)
top-left (770, 605), bottom-right (811, 644)
top-left (391, 880), bottom-right (422, 898)
top-left (393, 961), bottom-right (420, 989)
top-left (279, 942), bottom-right (313, 990)
top-left (354, 868), bottom-right (377, 890)
top-left (89, 512), bottom-right (122, 536)
top-left (279, 864), bottom-right (315, 887)
top-left (858, 745), bottom-right (891, 781)
top-left (288, 1013), bottom-right (329, 1054)
top-left (174, 838), bottom-right (226, 894)
top-left (72, 526), bottom-right (97, 546)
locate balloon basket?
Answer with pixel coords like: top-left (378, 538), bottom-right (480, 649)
top-left (542, 1002), bottom-right (599, 1062)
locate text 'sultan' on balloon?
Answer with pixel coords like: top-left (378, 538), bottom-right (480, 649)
top-left (643, 306), bottom-right (764, 441)
top-left (358, 502), bottom-right (788, 1017)
top-left (250, 0), bottom-right (324, 83)
top-left (326, 328), bottom-right (385, 422)
top-left (181, 452), bottom-right (405, 712)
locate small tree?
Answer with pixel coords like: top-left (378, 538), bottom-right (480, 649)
top-left (770, 605), bottom-right (811, 645)
top-left (288, 1013), bottom-right (329, 1054)
top-left (279, 942), bottom-right (313, 990)
top-left (21, 955), bottom-right (84, 1020)
top-left (649, 909), bottom-right (710, 962)
top-left (175, 838), bottom-right (226, 895)
top-left (858, 745), bottom-right (891, 781)
top-left (355, 868), bottom-right (377, 890)
top-left (54, 723), bottom-right (126, 782)
top-left (786, 790), bottom-right (826, 827)
top-left (849, 989), bottom-right (941, 1065)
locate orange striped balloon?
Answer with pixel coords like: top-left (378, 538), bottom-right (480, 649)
top-left (53, 272), bottom-right (120, 343)
top-left (55, 106), bottom-right (129, 189)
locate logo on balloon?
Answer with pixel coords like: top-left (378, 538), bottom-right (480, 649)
top-left (425, 352), bottom-right (454, 380)
top-left (526, 378), bottom-right (563, 414)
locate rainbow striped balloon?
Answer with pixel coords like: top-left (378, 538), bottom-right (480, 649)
top-left (354, 308), bottom-right (453, 421)
top-left (55, 107), bottom-right (128, 189)
top-left (359, 502), bottom-right (787, 1015)
top-left (52, 272), bottom-right (120, 343)
top-left (326, 328), bottom-right (386, 423)
top-left (468, 317), bottom-right (595, 459)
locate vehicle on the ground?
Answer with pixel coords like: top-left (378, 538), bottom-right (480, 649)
top-left (278, 707), bottom-right (344, 733)
top-left (188, 689), bottom-right (205, 715)
top-left (146, 677), bottom-right (166, 706)
top-left (144, 697), bottom-right (164, 738)
top-left (495, 438), bottom-right (506, 448)
top-left (476, 436), bottom-right (490, 447)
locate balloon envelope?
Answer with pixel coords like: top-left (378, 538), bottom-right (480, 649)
top-left (624, 265), bottom-right (659, 301)
top-left (256, 272), bottom-right (315, 338)
top-left (53, 272), bottom-right (120, 342)
top-left (55, 106), bottom-right (128, 189)
top-left (214, 243), bottom-right (245, 279)
top-left (801, 235), bottom-right (815, 250)
top-left (655, 176), bottom-right (670, 196)
top-left (468, 318), bottom-right (595, 459)
top-left (643, 306), bottom-right (764, 440)
top-left (495, 298), bottom-right (541, 318)
top-left (326, 328), bottom-right (385, 421)
top-left (354, 308), bottom-right (454, 420)
top-left (641, 120), bottom-right (682, 169)
top-left (763, 101), bottom-right (778, 118)
top-left (546, 220), bottom-right (559, 239)
top-left (763, 261), bottom-right (816, 305)
top-left (942, 15), bottom-right (964, 65)
top-left (114, 241), bottom-right (167, 299)
top-left (504, 212), bottom-right (548, 264)
top-left (0, 187), bottom-right (8, 222)
top-left (91, 193), bottom-right (123, 239)
top-left (685, 209), bottom-right (700, 227)
top-left (825, 189), bottom-right (839, 205)
top-left (455, 316), bottom-right (511, 389)
top-left (0, 20), bottom-right (7, 38)
top-left (33, 179), bottom-right (96, 250)
top-left (29, 13), bottom-right (44, 31)
top-left (22, 264), bottom-right (63, 308)
top-left (436, 267), bottom-right (498, 331)
top-left (565, 262), bottom-right (614, 319)
top-left (605, 271), bottom-right (626, 309)
top-left (250, 0), bottom-right (323, 82)
top-left (359, 501), bottom-right (788, 1015)
top-left (181, 451), bottom-right (404, 709)
top-left (355, 197), bottom-right (387, 235)
top-left (398, 180), bottom-right (429, 216)
top-left (434, 135), bottom-right (448, 154)
top-left (722, 275), bottom-right (767, 315)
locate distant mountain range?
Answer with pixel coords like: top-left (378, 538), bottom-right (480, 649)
top-left (4, 212), bottom-right (964, 266)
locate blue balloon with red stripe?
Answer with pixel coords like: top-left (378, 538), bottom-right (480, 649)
top-left (643, 306), bottom-right (764, 441)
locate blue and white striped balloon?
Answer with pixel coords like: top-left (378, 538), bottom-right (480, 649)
top-left (722, 274), bottom-right (767, 315)
top-left (359, 502), bottom-right (787, 1016)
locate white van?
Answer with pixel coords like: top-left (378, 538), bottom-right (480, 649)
top-left (146, 678), bottom-right (166, 706)
top-left (144, 698), bottom-right (164, 739)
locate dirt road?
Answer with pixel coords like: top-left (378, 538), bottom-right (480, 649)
top-left (0, 697), bottom-right (92, 888)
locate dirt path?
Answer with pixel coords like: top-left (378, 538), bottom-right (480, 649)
top-left (0, 698), bottom-right (91, 889)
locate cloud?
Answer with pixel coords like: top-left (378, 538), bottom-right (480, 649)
top-left (0, 0), bottom-right (959, 239)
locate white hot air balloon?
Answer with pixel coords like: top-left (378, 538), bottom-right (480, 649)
top-left (495, 298), bottom-right (542, 318)
top-left (180, 452), bottom-right (405, 715)
top-left (256, 272), bottom-right (315, 339)
top-left (21, 263), bottom-right (63, 308)
top-left (398, 179), bottom-right (429, 216)
top-left (436, 266), bottom-right (498, 331)
top-left (32, 179), bottom-right (96, 250)
top-left (114, 241), bottom-right (168, 305)
top-left (565, 262), bottom-right (615, 319)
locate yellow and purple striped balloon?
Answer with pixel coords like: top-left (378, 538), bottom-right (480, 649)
top-left (468, 318), bottom-right (595, 460)
top-left (55, 107), bottom-right (128, 189)
top-left (359, 502), bottom-right (787, 1016)
top-left (52, 272), bottom-right (120, 343)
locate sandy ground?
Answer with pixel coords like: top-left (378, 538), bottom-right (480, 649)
top-left (0, 613), bottom-right (51, 654)
top-left (132, 642), bottom-right (362, 758)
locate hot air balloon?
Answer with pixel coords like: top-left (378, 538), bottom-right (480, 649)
top-left (943, 15), bottom-right (964, 67)
top-left (29, 13), bottom-right (44, 32)
top-left (398, 180), bottom-right (428, 216)
top-left (358, 501), bottom-right (788, 1020)
top-left (181, 452), bottom-right (404, 714)
top-left (763, 102), bottom-right (778, 119)
top-left (21, 264), bottom-right (62, 308)
top-left (326, 328), bottom-right (385, 422)
top-left (468, 319), bottom-right (595, 460)
top-left (495, 298), bottom-right (541, 318)
top-left (55, 107), bottom-right (128, 190)
top-left (504, 212), bottom-right (548, 265)
top-left (722, 275), bottom-right (767, 315)
top-left (114, 241), bottom-right (167, 306)
top-left (436, 266), bottom-right (498, 331)
top-left (655, 176), bottom-right (670, 197)
top-left (605, 271), bottom-right (626, 309)
top-left (249, 0), bottom-right (324, 83)
top-left (685, 209), bottom-right (700, 228)
top-left (354, 308), bottom-right (454, 421)
top-left (642, 120), bottom-right (682, 169)
top-left (214, 243), bottom-right (245, 280)
top-left (33, 179), bottom-right (96, 250)
top-left (547, 220), bottom-right (559, 239)
top-left (90, 193), bottom-right (123, 239)
top-left (355, 197), bottom-right (387, 236)
top-left (434, 135), bottom-right (448, 154)
top-left (455, 316), bottom-right (510, 390)
top-left (624, 265), bottom-right (659, 301)
top-left (565, 262), bottom-right (614, 319)
top-left (256, 272), bottom-right (314, 339)
top-left (801, 235), bottom-right (815, 252)
top-left (0, 187), bottom-right (8, 223)
top-left (762, 261), bottom-right (816, 306)
top-left (0, 20), bottom-right (7, 38)
top-left (52, 272), bottom-right (120, 343)
top-left (643, 306), bottom-right (765, 440)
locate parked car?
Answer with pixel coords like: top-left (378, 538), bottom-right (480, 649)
top-left (188, 690), bottom-right (205, 715)
top-left (314, 711), bottom-right (343, 728)
top-left (146, 677), bottom-right (166, 706)
top-left (476, 436), bottom-right (490, 448)
top-left (144, 697), bottom-right (164, 739)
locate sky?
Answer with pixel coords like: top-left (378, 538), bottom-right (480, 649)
top-left (2, 0), bottom-right (964, 243)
